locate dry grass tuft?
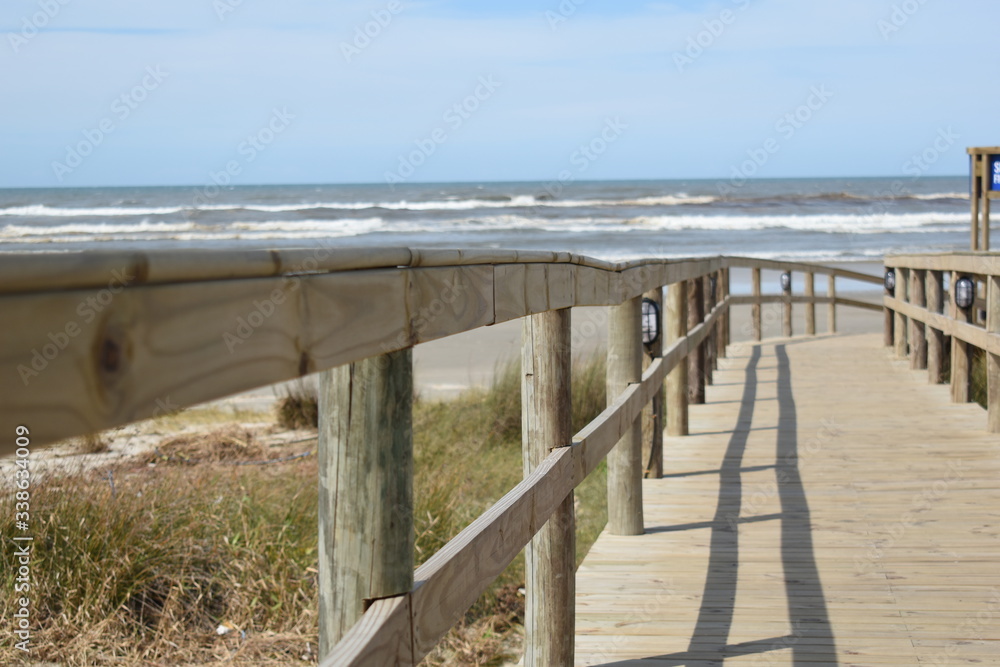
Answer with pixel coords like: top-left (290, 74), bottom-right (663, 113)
top-left (276, 383), bottom-right (319, 430)
top-left (77, 433), bottom-right (110, 455)
top-left (141, 426), bottom-right (266, 465)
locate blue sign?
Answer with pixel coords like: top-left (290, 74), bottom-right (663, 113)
top-left (992, 156), bottom-right (1000, 191)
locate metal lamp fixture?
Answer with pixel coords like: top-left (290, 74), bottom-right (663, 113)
top-left (884, 269), bottom-right (896, 294)
top-left (955, 276), bottom-right (976, 310)
top-left (780, 272), bottom-right (792, 292)
top-left (641, 298), bottom-right (660, 345)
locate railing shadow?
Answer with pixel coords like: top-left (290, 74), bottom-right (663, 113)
top-left (589, 343), bottom-right (838, 666)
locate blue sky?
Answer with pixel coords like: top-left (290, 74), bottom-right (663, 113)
top-left (1, 0), bottom-right (996, 187)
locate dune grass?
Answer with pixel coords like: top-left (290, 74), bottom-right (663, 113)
top-left (0, 355), bottom-right (609, 666)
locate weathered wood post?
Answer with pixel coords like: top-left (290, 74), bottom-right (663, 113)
top-left (926, 270), bottom-right (945, 383)
top-left (642, 288), bottom-right (664, 479)
top-left (608, 296), bottom-right (644, 536)
top-left (703, 274), bottom-right (715, 383)
top-left (987, 275), bottom-right (1000, 432)
top-left (718, 268), bottom-right (729, 357)
top-left (318, 350), bottom-right (414, 658)
top-left (666, 281), bottom-right (689, 437)
top-left (910, 269), bottom-right (928, 370)
top-left (805, 272), bottom-right (816, 336)
top-left (751, 267), bottom-right (762, 341)
top-left (522, 309), bottom-right (575, 665)
top-left (951, 271), bottom-right (972, 403)
top-left (687, 278), bottom-right (706, 404)
top-left (782, 271), bottom-right (793, 338)
top-left (884, 266), bottom-right (895, 348)
top-left (828, 274), bottom-right (837, 334)
top-left (972, 155), bottom-right (982, 250)
top-left (895, 268), bottom-right (909, 360)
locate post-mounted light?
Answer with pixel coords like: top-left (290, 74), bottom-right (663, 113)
top-left (641, 297), bottom-right (660, 345)
top-left (780, 272), bottom-right (792, 292)
top-left (955, 276), bottom-right (976, 310)
top-left (884, 269), bottom-right (896, 294)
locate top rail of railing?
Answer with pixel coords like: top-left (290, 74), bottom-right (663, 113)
top-left (0, 249), bottom-right (879, 453)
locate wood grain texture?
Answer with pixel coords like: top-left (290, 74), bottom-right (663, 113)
top-left (521, 309), bottom-right (575, 666)
top-left (909, 269), bottom-right (927, 370)
top-left (950, 271), bottom-right (973, 404)
top-left (320, 594), bottom-right (413, 667)
top-left (804, 272), bottom-right (816, 336)
top-left (895, 268), bottom-right (909, 360)
top-left (607, 297), bottom-right (644, 536)
top-left (576, 334), bottom-right (1000, 666)
top-left (926, 270), bottom-right (945, 384)
top-left (782, 271), bottom-right (792, 338)
top-left (751, 268), bottom-right (762, 342)
top-left (318, 349), bottom-right (413, 656)
top-left (987, 275), bottom-right (1000, 432)
top-left (828, 274), bottom-right (837, 334)
top-left (666, 281), bottom-right (689, 437)
top-left (688, 280), bottom-right (706, 405)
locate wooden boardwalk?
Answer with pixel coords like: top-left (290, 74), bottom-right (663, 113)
top-left (575, 333), bottom-right (1000, 666)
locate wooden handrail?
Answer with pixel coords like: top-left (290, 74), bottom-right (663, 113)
top-left (0, 246), bottom-right (885, 667)
top-left (883, 253), bottom-right (1000, 433)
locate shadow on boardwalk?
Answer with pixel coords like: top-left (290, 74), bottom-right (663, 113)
top-left (595, 344), bottom-right (838, 666)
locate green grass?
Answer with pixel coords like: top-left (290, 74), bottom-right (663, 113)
top-left (0, 355), bottom-right (610, 666)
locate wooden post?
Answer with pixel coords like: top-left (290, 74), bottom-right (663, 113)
top-left (666, 281), bottom-right (689, 437)
top-left (751, 267), bottom-right (762, 341)
top-left (642, 288), bottom-right (664, 479)
top-left (687, 278), bottom-right (705, 404)
top-left (804, 272), bottom-right (816, 336)
top-left (972, 155), bottom-right (981, 250)
top-left (926, 270), bottom-right (945, 384)
top-left (712, 270), bottom-right (725, 363)
top-left (703, 275), bottom-right (715, 384)
top-left (910, 269), bottom-right (927, 370)
top-left (318, 350), bottom-right (413, 657)
top-left (828, 274), bottom-right (837, 334)
top-left (719, 268), bottom-right (730, 357)
top-left (607, 297), bottom-right (644, 536)
top-left (522, 309), bottom-right (575, 666)
top-left (983, 162), bottom-right (992, 251)
top-left (782, 272), bottom-right (793, 338)
top-left (895, 268), bottom-right (909, 360)
top-left (987, 275), bottom-right (1000, 432)
top-left (884, 267), bottom-right (894, 348)
top-left (951, 270), bottom-right (972, 403)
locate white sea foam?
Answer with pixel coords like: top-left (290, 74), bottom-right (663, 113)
top-left (0, 204), bottom-right (186, 217)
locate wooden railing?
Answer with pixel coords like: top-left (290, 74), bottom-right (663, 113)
top-left (0, 249), bottom-right (882, 666)
top-left (883, 252), bottom-right (1000, 432)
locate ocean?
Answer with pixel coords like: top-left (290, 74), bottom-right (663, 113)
top-left (0, 177), bottom-right (970, 264)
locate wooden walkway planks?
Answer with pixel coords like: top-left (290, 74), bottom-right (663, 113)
top-left (575, 333), bottom-right (1000, 666)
